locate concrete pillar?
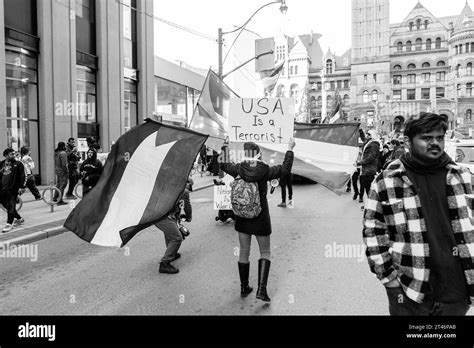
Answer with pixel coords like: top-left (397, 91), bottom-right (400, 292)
top-left (137, 0), bottom-right (154, 122)
top-left (0, 0), bottom-right (7, 152)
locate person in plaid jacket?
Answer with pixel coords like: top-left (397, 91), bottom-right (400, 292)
top-left (363, 112), bottom-right (474, 316)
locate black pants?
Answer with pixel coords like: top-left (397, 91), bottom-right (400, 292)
top-left (386, 287), bottom-right (469, 316)
top-left (26, 174), bottom-right (41, 199)
top-left (66, 169), bottom-right (79, 196)
top-left (54, 172), bottom-right (68, 202)
top-left (351, 169), bottom-right (360, 196)
top-left (359, 174), bottom-right (375, 199)
top-left (280, 173), bottom-right (293, 203)
top-left (0, 189), bottom-right (21, 224)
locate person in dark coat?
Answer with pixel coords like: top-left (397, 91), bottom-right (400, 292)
top-left (357, 130), bottom-right (380, 203)
top-left (80, 148), bottom-right (103, 197)
top-left (220, 139), bottom-right (295, 302)
top-left (54, 142), bottom-right (69, 205)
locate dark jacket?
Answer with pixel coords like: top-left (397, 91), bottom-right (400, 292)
top-left (80, 151), bottom-right (103, 195)
top-left (220, 150), bottom-right (294, 236)
top-left (66, 144), bottom-right (81, 170)
top-left (54, 149), bottom-right (69, 175)
top-left (358, 140), bottom-right (380, 176)
top-left (383, 145), bottom-right (406, 170)
top-left (0, 159), bottom-right (26, 193)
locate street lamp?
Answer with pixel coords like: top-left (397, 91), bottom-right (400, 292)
top-left (217, 0), bottom-right (288, 79)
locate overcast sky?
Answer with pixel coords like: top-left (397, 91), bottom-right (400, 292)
top-left (153, 0), bottom-right (470, 70)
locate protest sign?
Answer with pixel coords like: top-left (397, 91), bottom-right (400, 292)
top-left (228, 98), bottom-right (295, 144)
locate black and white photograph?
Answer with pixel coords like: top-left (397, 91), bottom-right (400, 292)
top-left (0, 0), bottom-right (474, 345)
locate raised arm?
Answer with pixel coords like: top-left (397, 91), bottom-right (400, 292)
top-left (266, 138), bottom-right (296, 180)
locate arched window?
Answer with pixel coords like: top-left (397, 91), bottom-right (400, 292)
top-left (424, 20), bottom-right (429, 29)
top-left (456, 64), bottom-right (461, 77)
top-left (290, 84), bottom-right (299, 101)
top-left (372, 90), bottom-right (378, 102)
top-left (317, 96), bottom-right (322, 107)
top-left (455, 45), bottom-right (459, 54)
top-left (472, 42), bottom-right (474, 53)
top-left (435, 37), bottom-right (441, 49)
top-left (393, 64), bottom-right (402, 70)
top-left (408, 63), bottom-right (416, 69)
top-left (290, 66), bottom-right (294, 75)
top-left (317, 82), bottom-right (322, 90)
top-left (327, 95), bottom-right (333, 107)
top-left (397, 41), bottom-right (403, 52)
top-left (406, 41), bottom-right (412, 51)
top-left (343, 94), bottom-right (350, 105)
top-left (362, 90), bottom-right (369, 103)
top-left (416, 38), bottom-right (422, 50)
top-left (466, 109), bottom-right (472, 122)
top-left (426, 39), bottom-right (431, 50)
top-left (467, 62), bottom-right (472, 76)
top-left (422, 62), bottom-right (430, 68)
top-left (276, 85), bottom-right (285, 98)
top-left (326, 59), bottom-right (333, 74)
top-left (437, 60), bottom-right (446, 67)
top-left (310, 96), bottom-right (316, 108)
top-left (409, 22), bottom-right (414, 31)
top-left (416, 19), bottom-right (421, 30)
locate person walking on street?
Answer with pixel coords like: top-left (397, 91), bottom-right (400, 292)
top-left (220, 139), bottom-right (295, 302)
top-left (65, 138), bottom-right (81, 200)
top-left (277, 171), bottom-right (293, 208)
top-left (0, 148), bottom-right (26, 232)
top-left (363, 112), bottom-right (474, 316)
top-left (80, 148), bottom-right (103, 197)
top-left (54, 142), bottom-right (69, 206)
top-left (154, 185), bottom-right (192, 274)
top-left (20, 146), bottom-right (41, 200)
top-left (357, 129), bottom-right (380, 204)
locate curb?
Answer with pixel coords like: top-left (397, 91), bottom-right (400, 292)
top-left (0, 183), bottom-right (214, 248)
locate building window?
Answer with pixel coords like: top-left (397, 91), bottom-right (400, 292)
top-left (123, 79), bottom-right (137, 133)
top-left (472, 42), bottom-right (474, 53)
top-left (397, 42), bottom-right (403, 52)
top-left (422, 62), bottom-right (430, 68)
top-left (421, 88), bottom-right (430, 99)
top-left (276, 85), bottom-right (286, 97)
top-left (155, 76), bottom-right (188, 125)
top-left (409, 22), bottom-right (414, 31)
top-left (343, 94), bottom-right (349, 105)
top-left (393, 90), bottom-right (401, 101)
top-left (457, 83), bottom-right (461, 97)
top-left (123, 0), bottom-right (137, 69)
top-left (373, 74), bottom-right (377, 82)
top-left (437, 61), bottom-right (446, 67)
top-left (466, 43), bottom-right (470, 53)
top-left (337, 80), bottom-right (342, 89)
top-left (276, 45), bottom-right (286, 60)
top-left (407, 74), bottom-right (416, 83)
top-left (407, 89), bottom-right (416, 100)
top-left (295, 66), bottom-right (298, 75)
top-left (436, 71), bottom-right (446, 81)
top-left (416, 19), bottom-right (421, 30)
top-left (344, 80), bottom-right (349, 88)
top-left (422, 72), bottom-right (431, 82)
top-left (426, 39), bottom-right (431, 50)
top-left (459, 45), bottom-right (463, 54)
top-left (364, 74), bottom-right (367, 84)
top-left (406, 41), bottom-right (412, 51)
top-left (317, 82), bottom-right (322, 90)
top-left (467, 62), bottom-right (472, 76)
top-left (435, 37), bottom-right (441, 49)
top-left (408, 63), bottom-right (416, 69)
top-left (436, 87), bottom-right (445, 98)
top-left (394, 64), bottom-right (402, 71)
top-left (424, 20), bottom-right (429, 29)
top-left (326, 59), bottom-right (333, 74)
top-left (290, 66), bottom-right (294, 75)
top-left (76, 65), bottom-right (97, 123)
top-left (455, 45), bottom-right (458, 54)
top-left (330, 81), bottom-right (335, 90)
top-left (372, 90), bottom-right (378, 102)
top-left (317, 96), bottom-right (322, 107)
top-left (290, 84), bottom-right (299, 102)
top-left (393, 75), bottom-right (402, 84)
top-left (327, 95), bottom-right (332, 107)
top-left (362, 90), bottom-right (369, 103)
top-left (468, 83), bottom-right (473, 97)
top-left (456, 64), bottom-right (461, 77)
top-left (416, 38), bottom-right (422, 50)
top-left (467, 109), bottom-right (472, 122)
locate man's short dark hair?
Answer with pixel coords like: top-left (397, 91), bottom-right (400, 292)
top-left (403, 112), bottom-right (448, 140)
top-left (68, 137), bottom-right (75, 142)
top-left (3, 148), bottom-right (15, 157)
top-left (20, 146), bottom-right (30, 156)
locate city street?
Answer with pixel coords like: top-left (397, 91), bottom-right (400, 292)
top-left (0, 182), bottom-right (417, 315)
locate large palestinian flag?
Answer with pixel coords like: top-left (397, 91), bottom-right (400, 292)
top-left (64, 119), bottom-right (208, 247)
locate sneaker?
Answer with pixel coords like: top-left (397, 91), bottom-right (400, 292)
top-left (65, 195), bottom-right (77, 200)
top-left (14, 218), bottom-right (25, 226)
top-left (277, 202), bottom-right (287, 208)
top-left (159, 262), bottom-right (179, 274)
top-left (352, 193), bottom-right (358, 200)
top-left (288, 200), bottom-right (294, 208)
top-left (171, 252), bottom-right (181, 262)
top-left (57, 201), bottom-right (69, 206)
top-left (358, 198), bottom-right (363, 203)
top-left (2, 223), bottom-right (13, 233)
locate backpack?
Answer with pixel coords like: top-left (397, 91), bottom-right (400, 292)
top-left (230, 176), bottom-right (262, 219)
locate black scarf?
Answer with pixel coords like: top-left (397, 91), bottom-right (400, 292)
top-left (400, 151), bottom-right (454, 175)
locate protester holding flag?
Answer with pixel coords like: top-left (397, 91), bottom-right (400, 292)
top-left (80, 148), bottom-right (103, 197)
top-left (220, 139), bottom-right (295, 302)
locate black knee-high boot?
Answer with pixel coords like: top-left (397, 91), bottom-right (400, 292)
top-left (256, 258), bottom-right (271, 302)
top-left (238, 262), bottom-right (253, 298)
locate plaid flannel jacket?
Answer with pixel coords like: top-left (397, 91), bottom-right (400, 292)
top-left (363, 159), bottom-right (474, 304)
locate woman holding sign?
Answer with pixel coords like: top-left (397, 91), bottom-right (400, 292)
top-left (220, 138), bottom-right (295, 302)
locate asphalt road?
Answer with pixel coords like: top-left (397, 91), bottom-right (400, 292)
top-left (1, 183), bottom-right (472, 316)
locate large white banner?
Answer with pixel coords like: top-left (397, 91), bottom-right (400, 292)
top-left (228, 98), bottom-right (295, 144)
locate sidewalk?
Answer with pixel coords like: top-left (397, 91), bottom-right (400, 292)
top-left (0, 173), bottom-right (215, 248)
